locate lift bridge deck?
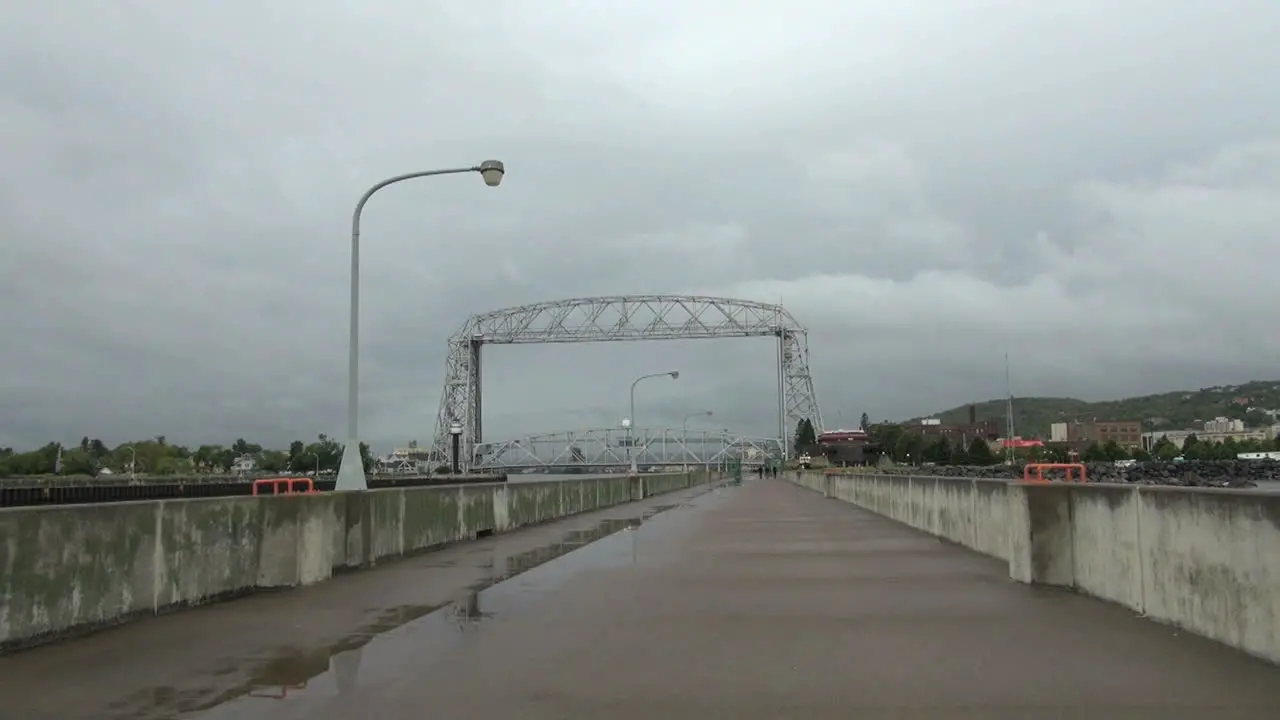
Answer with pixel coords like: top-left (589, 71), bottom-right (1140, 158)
top-left (471, 427), bottom-right (783, 472)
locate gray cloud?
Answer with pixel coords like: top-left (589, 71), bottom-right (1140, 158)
top-left (3, 0), bottom-right (1280, 451)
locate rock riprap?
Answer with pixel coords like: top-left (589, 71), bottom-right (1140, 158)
top-left (853, 460), bottom-right (1276, 488)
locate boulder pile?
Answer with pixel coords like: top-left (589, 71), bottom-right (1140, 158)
top-left (871, 460), bottom-right (1279, 488)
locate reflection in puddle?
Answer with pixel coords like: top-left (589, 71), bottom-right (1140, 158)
top-left (172, 489), bottom-right (730, 718)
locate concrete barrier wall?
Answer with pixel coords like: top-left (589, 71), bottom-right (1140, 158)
top-left (1069, 485), bottom-right (1280, 664)
top-left (0, 472), bottom-right (714, 649)
top-left (793, 471), bottom-right (1280, 664)
top-left (803, 472), bottom-right (1009, 561)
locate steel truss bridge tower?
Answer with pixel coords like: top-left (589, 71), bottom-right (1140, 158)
top-left (430, 294), bottom-right (824, 469)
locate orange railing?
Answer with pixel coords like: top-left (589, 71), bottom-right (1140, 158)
top-left (1022, 463), bottom-right (1087, 484)
top-left (251, 477), bottom-right (317, 496)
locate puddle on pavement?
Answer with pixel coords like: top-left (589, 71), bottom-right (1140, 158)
top-left (142, 485), bottom-right (735, 719)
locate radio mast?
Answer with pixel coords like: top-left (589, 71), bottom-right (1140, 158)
top-left (1004, 352), bottom-right (1016, 465)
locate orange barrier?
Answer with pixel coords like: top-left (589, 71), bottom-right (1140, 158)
top-left (251, 477), bottom-right (317, 496)
top-left (1022, 463), bottom-right (1087, 484)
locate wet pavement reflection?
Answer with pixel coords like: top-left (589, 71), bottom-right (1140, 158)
top-left (161, 492), bottom-right (724, 718)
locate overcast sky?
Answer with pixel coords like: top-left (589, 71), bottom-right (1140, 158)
top-left (3, 0), bottom-right (1280, 452)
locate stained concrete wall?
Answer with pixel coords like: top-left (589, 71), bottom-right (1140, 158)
top-left (801, 472), bottom-right (1009, 560)
top-left (1069, 485), bottom-right (1280, 664)
top-left (793, 471), bottom-right (1280, 664)
top-left (0, 472), bottom-right (714, 649)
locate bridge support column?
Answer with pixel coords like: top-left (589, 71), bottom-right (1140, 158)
top-left (629, 475), bottom-right (645, 501)
top-left (469, 337), bottom-right (483, 466)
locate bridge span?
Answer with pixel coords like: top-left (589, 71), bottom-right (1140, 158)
top-left (473, 425), bottom-right (783, 472)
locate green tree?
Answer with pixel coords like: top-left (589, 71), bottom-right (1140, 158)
top-left (231, 438), bottom-right (263, 456)
top-left (60, 448), bottom-right (98, 476)
top-left (922, 436), bottom-right (951, 464)
top-left (1101, 440), bottom-right (1128, 462)
top-left (288, 440), bottom-right (305, 470)
top-left (967, 437), bottom-right (996, 465)
top-left (794, 418), bottom-right (817, 454)
top-left (1081, 442), bottom-right (1106, 462)
top-left (153, 456), bottom-right (194, 474)
top-left (859, 412), bottom-right (869, 431)
top-left (869, 423), bottom-right (905, 458)
top-left (359, 442), bottom-right (374, 471)
top-left (1151, 436), bottom-right (1179, 460)
top-left (258, 450), bottom-right (290, 473)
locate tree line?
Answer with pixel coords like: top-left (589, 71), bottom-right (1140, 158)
top-left (0, 434), bottom-right (376, 477)
top-left (793, 418), bottom-right (1280, 466)
top-left (793, 418), bottom-right (999, 465)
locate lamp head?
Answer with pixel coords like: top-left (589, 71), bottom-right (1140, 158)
top-left (478, 159), bottom-right (504, 187)
top-left (449, 422), bottom-right (463, 436)
top-left (668, 370), bottom-right (680, 380)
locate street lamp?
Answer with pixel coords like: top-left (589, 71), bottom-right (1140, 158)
top-left (307, 451), bottom-right (320, 476)
top-left (334, 160), bottom-right (506, 492)
top-left (628, 370), bottom-right (680, 473)
top-left (681, 410), bottom-right (713, 473)
top-left (449, 422), bottom-right (463, 475)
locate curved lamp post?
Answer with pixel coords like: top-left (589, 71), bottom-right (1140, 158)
top-left (628, 370), bottom-right (680, 473)
top-left (681, 410), bottom-right (713, 472)
top-left (335, 161), bottom-right (505, 492)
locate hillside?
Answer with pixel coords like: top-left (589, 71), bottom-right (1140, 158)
top-left (913, 380), bottom-right (1280, 438)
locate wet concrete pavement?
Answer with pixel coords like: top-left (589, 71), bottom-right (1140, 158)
top-left (0, 483), bottom-right (710, 720)
top-left (4, 479), bottom-right (1279, 718)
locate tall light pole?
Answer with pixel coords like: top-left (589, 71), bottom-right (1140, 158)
top-left (628, 370), bottom-right (679, 473)
top-left (682, 410), bottom-right (713, 472)
top-left (335, 160), bottom-right (506, 492)
top-left (307, 451), bottom-right (320, 476)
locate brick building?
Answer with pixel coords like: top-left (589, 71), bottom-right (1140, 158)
top-left (903, 405), bottom-right (1002, 447)
top-left (1049, 420), bottom-right (1142, 449)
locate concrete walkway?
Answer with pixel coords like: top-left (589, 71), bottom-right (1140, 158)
top-left (5, 479), bottom-right (1279, 718)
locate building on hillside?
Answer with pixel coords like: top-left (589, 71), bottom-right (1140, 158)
top-left (902, 405), bottom-right (1002, 448)
top-left (1204, 417), bottom-right (1245, 433)
top-left (1048, 420), bottom-right (1142, 449)
top-left (1141, 424), bottom-right (1278, 452)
